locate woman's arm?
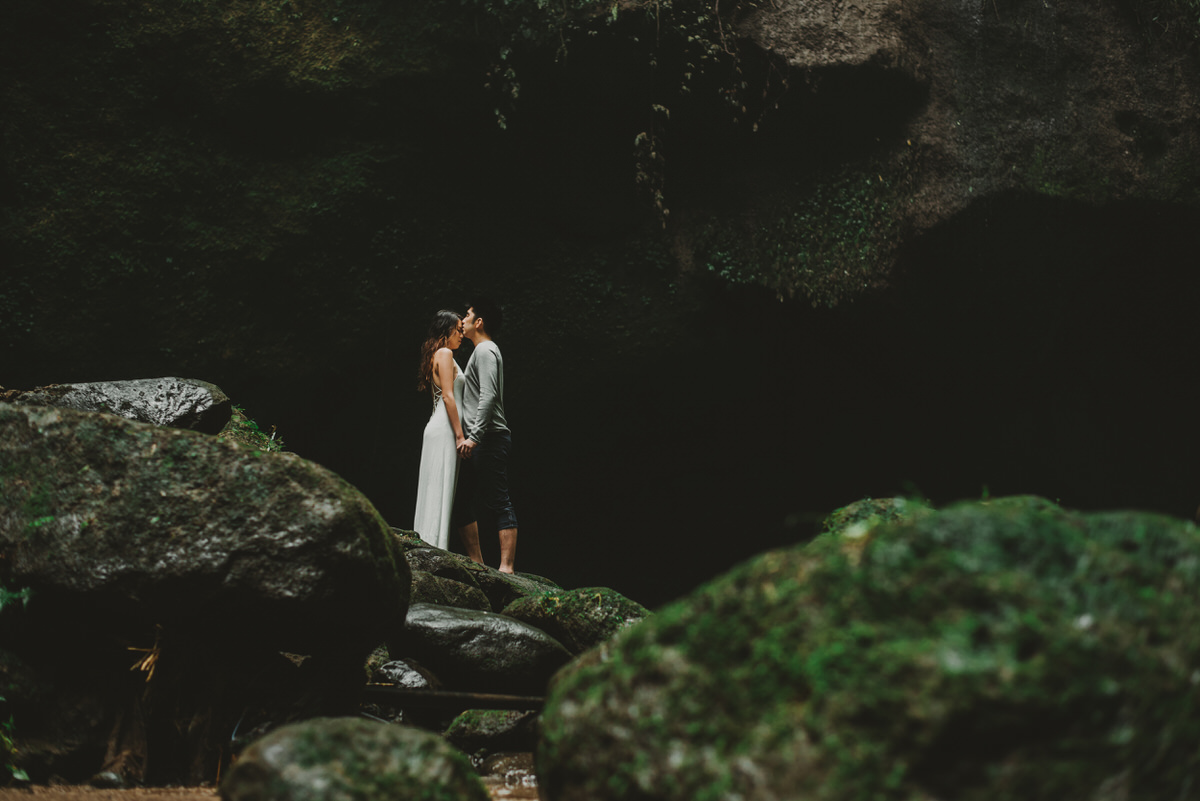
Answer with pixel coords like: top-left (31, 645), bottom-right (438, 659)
top-left (433, 348), bottom-right (466, 446)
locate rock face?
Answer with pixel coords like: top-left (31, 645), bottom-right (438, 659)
top-left (220, 717), bottom-right (489, 801)
top-left (537, 496), bottom-right (1200, 801)
top-left (0, 402), bottom-right (409, 783)
top-left (4, 377), bottom-right (232, 434)
top-left (724, 0), bottom-right (1200, 293)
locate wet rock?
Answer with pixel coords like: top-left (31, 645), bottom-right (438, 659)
top-left (538, 496), bottom-right (1200, 801)
top-left (470, 569), bottom-right (562, 613)
top-left (6, 377), bottom-right (232, 434)
top-left (400, 603), bottom-right (571, 696)
top-left (392, 527), bottom-right (560, 612)
top-left (411, 570), bottom-right (492, 611)
top-left (220, 716), bottom-right (489, 801)
top-left (444, 709), bottom-right (539, 755)
top-left (370, 659), bottom-right (439, 689)
top-left (502, 587), bottom-right (649, 655)
top-left (403, 542), bottom-right (484, 584)
top-left (361, 658), bottom-right (443, 729)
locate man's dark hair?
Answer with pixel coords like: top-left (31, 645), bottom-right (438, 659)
top-left (468, 297), bottom-right (504, 336)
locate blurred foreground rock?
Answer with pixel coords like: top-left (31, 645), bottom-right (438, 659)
top-left (538, 495), bottom-right (1200, 801)
top-left (220, 717), bottom-right (489, 801)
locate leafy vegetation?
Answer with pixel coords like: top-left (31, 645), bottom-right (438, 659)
top-left (693, 157), bottom-right (910, 307)
top-left (0, 585), bottom-right (31, 614)
top-left (1, 698), bottom-right (28, 784)
top-left (217, 406), bottom-right (285, 452)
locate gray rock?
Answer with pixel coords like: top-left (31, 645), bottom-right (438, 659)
top-left (220, 717), bottom-right (489, 801)
top-left (371, 659), bottom-right (438, 689)
top-left (538, 496), bottom-right (1200, 801)
top-left (0, 403), bottom-right (408, 653)
top-left (502, 587), bottom-right (649, 655)
top-left (6, 377), bottom-right (232, 434)
top-left (400, 603), bottom-right (571, 696)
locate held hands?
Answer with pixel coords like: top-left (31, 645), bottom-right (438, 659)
top-left (457, 438), bottom-right (477, 459)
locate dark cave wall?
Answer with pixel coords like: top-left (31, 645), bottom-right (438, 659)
top-left (3, 0), bottom-right (1199, 607)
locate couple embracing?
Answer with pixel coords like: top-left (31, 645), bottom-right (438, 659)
top-left (412, 299), bottom-right (518, 573)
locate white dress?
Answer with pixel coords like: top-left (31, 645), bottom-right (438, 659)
top-left (413, 360), bottom-right (465, 549)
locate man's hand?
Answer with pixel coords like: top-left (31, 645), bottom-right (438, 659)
top-left (458, 439), bottom-right (477, 459)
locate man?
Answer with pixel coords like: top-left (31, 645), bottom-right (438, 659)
top-left (456, 299), bottom-right (519, 573)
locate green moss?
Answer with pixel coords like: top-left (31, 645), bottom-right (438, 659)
top-left (218, 406), bottom-right (285, 452)
top-left (691, 156), bottom-right (910, 307)
top-left (540, 496), bottom-right (1200, 800)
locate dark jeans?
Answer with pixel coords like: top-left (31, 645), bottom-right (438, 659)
top-left (451, 429), bottom-right (518, 534)
top-left (471, 430), bottom-right (518, 532)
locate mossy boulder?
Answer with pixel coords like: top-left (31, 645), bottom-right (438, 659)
top-left (0, 403), bottom-right (407, 652)
top-left (393, 529), bottom-right (562, 612)
top-left (537, 496), bottom-right (1200, 801)
top-left (502, 586), bottom-right (649, 655)
top-left (410, 571), bottom-right (492, 612)
top-left (220, 716), bottom-right (489, 801)
top-left (0, 402), bottom-right (409, 783)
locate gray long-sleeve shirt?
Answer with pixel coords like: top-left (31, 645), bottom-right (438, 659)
top-left (462, 339), bottom-right (509, 442)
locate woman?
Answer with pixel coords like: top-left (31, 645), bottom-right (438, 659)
top-left (412, 310), bottom-right (467, 549)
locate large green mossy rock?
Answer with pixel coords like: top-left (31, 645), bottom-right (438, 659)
top-left (537, 496), bottom-right (1200, 801)
top-left (0, 402), bottom-right (408, 653)
top-left (220, 717), bottom-right (489, 801)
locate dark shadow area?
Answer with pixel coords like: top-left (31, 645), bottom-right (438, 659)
top-left (3, 14), bottom-right (1196, 610)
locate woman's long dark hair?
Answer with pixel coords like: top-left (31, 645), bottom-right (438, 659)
top-left (417, 309), bottom-right (462, 392)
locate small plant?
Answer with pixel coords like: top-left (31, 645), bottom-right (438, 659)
top-left (218, 406), bottom-right (285, 452)
top-left (0, 698), bottom-right (29, 783)
top-left (0, 584), bottom-right (31, 614)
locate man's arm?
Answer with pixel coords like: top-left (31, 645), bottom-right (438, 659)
top-left (469, 348), bottom-right (501, 440)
